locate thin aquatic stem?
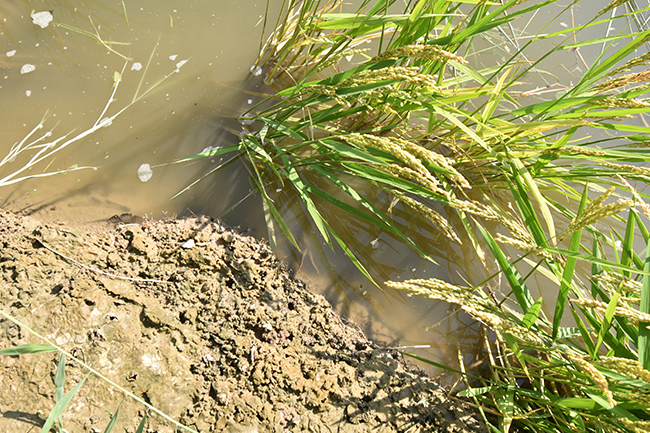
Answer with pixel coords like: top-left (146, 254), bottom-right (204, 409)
top-left (94, 63), bottom-right (127, 128)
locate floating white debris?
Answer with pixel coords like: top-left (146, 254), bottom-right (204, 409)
top-left (345, 54), bottom-right (354, 62)
top-left (20, 64), bottom-right (36, 74)
top-left (250, 65), bottom-right (262, 76)
top-left (31, 11), bottom-right (53, 29)
top-left (25, 90), bottom-right (31, 97)
top-left (175, 59), bottom-right (187, 69)
top-left (181, 239), bottom-right (195, 249)
top-left (169, 54), bottom-right (177, 61)
top-left (6, 50), bottom-right (16, 57)
top-left (131, 62), bottom-right (142, 71)
top-left (247, 99), bottom-right (252, 105)
top-left (137, 163), bottom-right (153, 182)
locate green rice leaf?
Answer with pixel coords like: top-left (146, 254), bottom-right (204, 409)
top-left (402, 352), bottom-right (484, 381)
top-left (55, 354), bottom-right (65, 430)
top-left (278, 151), bottom-right (331, 247)
top-left (494, 385), bottom-right (515, 433)
top-left (308, 105), bottom-right (367, 125)
top-left (512, 158), bottom-right (556, 243)
top-left (0, 344), bottom-right (57, 355)
top-left (522, 297), bottom-right (543, 329)
top-left (342, 162), bottom-right (449, 203)
top-left (408, 0), bottom-right (428, 23)
top-left (557, 397), bottom-right (597, 410)
top-left (591, 236), bottom-right (604, 298)
top-left (476, 223), bottom-right (534, 312)
top-left (40, 373), bottom-right (89, 433)
top-left (595, 282), bottom-right (622, 357)
top-left (584, 392), bottom-right (614, 412)
top-left (620, 210), bottom-right (636, 278)
top-left (315, 13), bottom-right (450, 30)
top-left (591, 121), bottom-right (650, 135)
top-left (571, 28), bottom-right (650, 95)
top-left (507, 175), bottom-right (548, 252)
top-left (258, 116), bottom-right (308, 141)
top-left (570, 306), bottom-right (596, 358)
top-left (503, 333), bottom-right (530, 381)
top-left (323, 215), bottom-right (377, 286)
top-left (545, 247), bottom-right (650, 276)
top-left (561, 32), bottom-right (646, 50)
top-left (597, 366), bottom-right (650, 391)
top-left (135, 411), bottom-right (147, 433)
top-left (458, 386), bottom-right (494, 397)
top-left (171, 152), bottom-right (243, 200)
top-left (319, 139), bottom-right (386, 165)
top-left (308, 164), bottom-right (436, 263)
top-left (553, 183), bottom-right (588, 340)
top-left (241, 136), bottom-right (283, 181)
top-left (103, 398), bottom-right (124, 433)
top-left (634, 210), bottom-right (650, 243)
top-left (251, 166), bottom-right (300, 251)
top-left (639, 239), bottom-right (650, 369)
top-left (554, 327), bottom-right (582, 340)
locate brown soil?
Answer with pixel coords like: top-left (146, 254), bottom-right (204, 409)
top-left (0, 210), bottom-right (486, 433)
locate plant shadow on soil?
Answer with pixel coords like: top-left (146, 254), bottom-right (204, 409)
top-left (0, 210), bottom-right (486, 432)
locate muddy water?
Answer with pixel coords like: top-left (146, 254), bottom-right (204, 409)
top-left (0, 0), bottom-right (645, 375)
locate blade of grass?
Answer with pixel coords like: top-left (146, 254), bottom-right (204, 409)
top-left (522, 297), bottom-right (543, 329)
top-left (594, 282), bottom-right (623, 358)
top-left (135, 411), bottom-right (147, 433)
top-left (639, 239), bottom-right (650, 369)
top-left (512, 158), bottom-right (556, 244)
top-left (40, 373), bottom-right (89, 433)
top-left (0, 344), bottom-right (57, 355)
top-left (620, 209), bottom-right (637, 279)
top-left (55, 354), bottom-right (65, 432)
top-left (545, 247), bottom-right (650, 276)
top-left (476, 223), bottom-right (534, 311)
top-left (103, 398), bottom-right (125, 433)
top-left (553, 183), bottom-right (589, 340)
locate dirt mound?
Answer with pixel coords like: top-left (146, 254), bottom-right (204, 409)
top-left (0, 210), bottom-right (485, 432)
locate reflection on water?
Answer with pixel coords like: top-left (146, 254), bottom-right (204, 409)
top-left (0, 0), bottom-right (640, 376)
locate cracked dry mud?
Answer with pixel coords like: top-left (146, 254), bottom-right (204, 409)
top-left (0, 210), bottom-right (485, 432)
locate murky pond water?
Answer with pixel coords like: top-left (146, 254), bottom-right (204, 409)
top-left (1, 0), bottom-right (647, 375)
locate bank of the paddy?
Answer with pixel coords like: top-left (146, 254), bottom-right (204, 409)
top-left (0, 210), bottom-right (485, 432)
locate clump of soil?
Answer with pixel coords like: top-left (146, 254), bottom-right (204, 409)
top-left (0, 210), bottom-right (485, 432)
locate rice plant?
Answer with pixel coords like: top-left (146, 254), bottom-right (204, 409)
top-left (180, 0), bottom-right (650, 283)
top-left (387, 202), bottom-right (650, 432)
top-left (178, 0), bottom-right (650, 430)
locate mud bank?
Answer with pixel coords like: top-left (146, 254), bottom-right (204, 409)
top-left (0, 210), bottom-right (485, 432)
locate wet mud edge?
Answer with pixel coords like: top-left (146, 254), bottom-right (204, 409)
top-left (0, 210), bottom-right (486, 432)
